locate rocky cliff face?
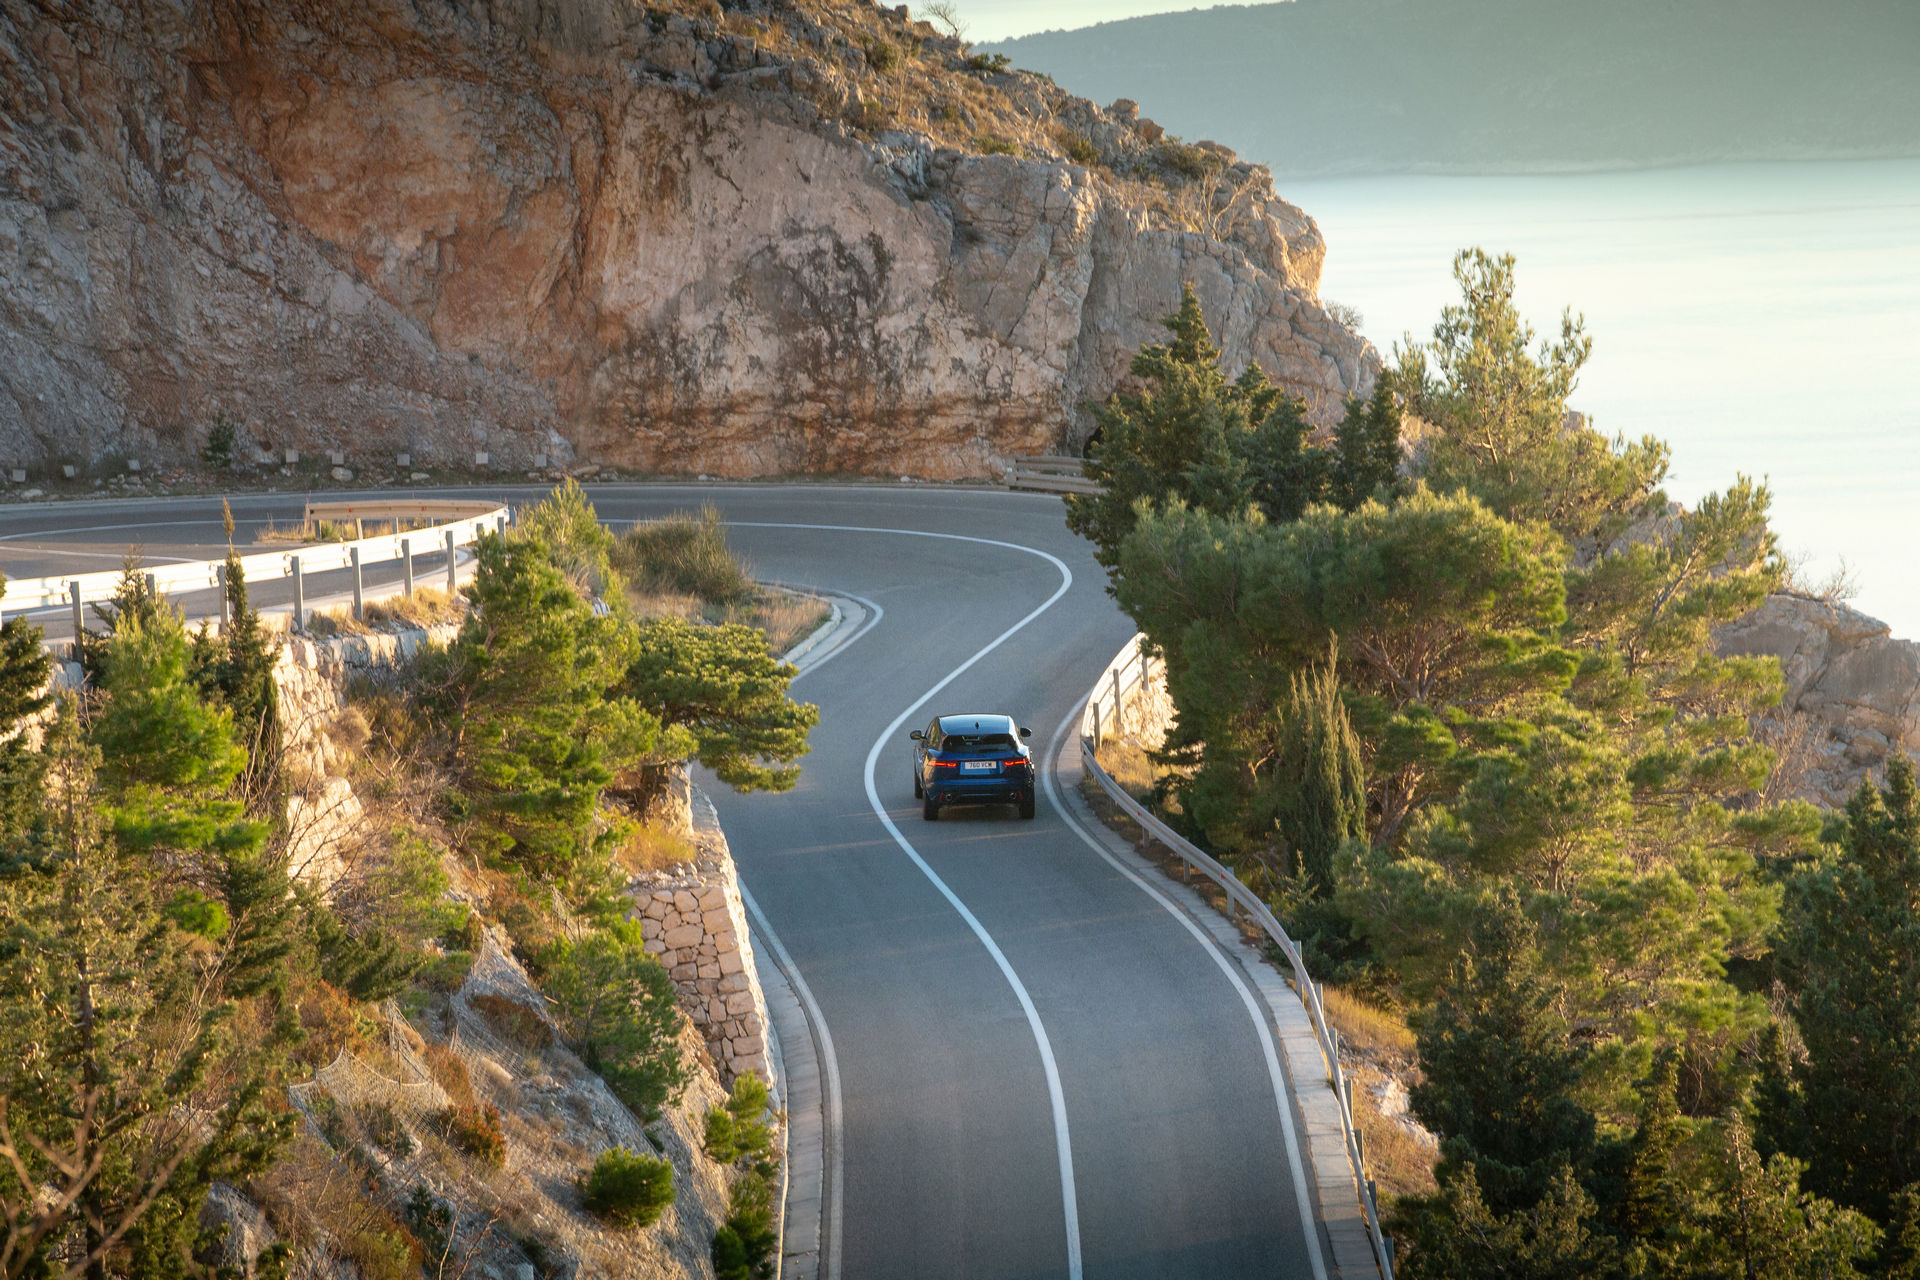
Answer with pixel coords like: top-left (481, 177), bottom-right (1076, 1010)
top-left (0, 0), bottom-right (1375, 480)
top-left (1718, 594), bottom-right (1920, 808)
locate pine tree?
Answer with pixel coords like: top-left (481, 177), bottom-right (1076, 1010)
top-left (1688, 1111), bottom-right (1880, 1280)
top-left (1329, 382), bottom-right (1403, 510)
top-left (1393, 248), bottom-right (1668, 548)
top-left (1618, 1053), bottom-right (1690, 1268)
top-left (1778, 756), bottom-right (1920, 1220)
top-left (0, 575), bottom-right (51, 864)
top-left (1409, 900), bottom-right (1602, 1214)
top-left (449, 531), bottom-right (691, 882)
top-left (624, 617), bottom-right (819, 796)
top-left (1066, 283), bottom-right (1332, 573)
top-left (193, 516), bottom-right (281, 781)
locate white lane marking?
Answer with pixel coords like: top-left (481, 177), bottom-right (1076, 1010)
top-left (0, 546), bottom-right (201, 565)
top-left (0, 518), bottom-right (237, 542)
top-left (1040, 706), bottom-right (1332, 1280)
top-left (742, 884), bottom-right (846, 1280)
top-left (723, 522), bottom-right (1084, 1280)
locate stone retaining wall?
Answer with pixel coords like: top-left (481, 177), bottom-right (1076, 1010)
top-left (630, 790), bottom-right (774, 1088)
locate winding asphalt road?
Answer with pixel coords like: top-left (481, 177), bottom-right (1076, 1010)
top-left (0, 485), bottom-right (1334, 1279)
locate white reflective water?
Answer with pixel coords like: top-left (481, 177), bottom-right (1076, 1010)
top-left (1286, 159), bottom-right (1920, 639)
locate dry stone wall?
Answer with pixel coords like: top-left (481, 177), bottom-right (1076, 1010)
top-left (631, 788), bottom-right (774, 1088)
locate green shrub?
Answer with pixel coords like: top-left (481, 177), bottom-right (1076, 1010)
top-left (439, 1103), bottom-right (507, 1167)
top-left (539, 922), bottom-right (687, 1123)
top-left (404, 1186), bottom-right (453, 1265)
top-left (163, 889), bottom-right (229, 939)
top-left (1057, 129), bottom-right (1100, 166)
top-left (441, 903), bottom-right (486, 953)
top-left (580, 1147), bottom-right (676, 1229)
top-left (1153, 138), bottom-right (1224, 181)
top-left (864, 38), bottom-right (900, 73)
top-left (711, 1171), bottom-right (777, 1280)
top-left (358, 1101), bottom-right (414, 1157)
top-left (966, 51), bottom-right (1010, 73)
top-left (202, 413), bottom-right (236, 470)
top-left (615, 506), bottom-right (756, 608)
top-left (415, 949), bottom-right (475, 994)
top-left (704, 1073), bottom-right (775, 1167)
top-left (973, 133), bottom-right (1019, 156)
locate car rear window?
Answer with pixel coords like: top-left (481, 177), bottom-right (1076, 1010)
top-left (941, 733), bottom-right (1017, 752)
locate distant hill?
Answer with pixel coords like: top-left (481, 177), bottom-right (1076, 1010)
top-left (990, 0), bottom-right (1920, 176)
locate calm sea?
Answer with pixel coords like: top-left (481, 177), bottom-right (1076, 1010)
top-left (1284, 159), bottom-right (1920, 640)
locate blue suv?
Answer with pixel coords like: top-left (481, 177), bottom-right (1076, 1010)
top-left (910, 713), bottom-right (1037, 821)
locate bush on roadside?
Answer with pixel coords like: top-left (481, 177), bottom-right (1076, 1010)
top-left (615, 506), bottom-right (756, 608)
top-left (704, 1073), bottom-right (775, 1168)
top-left (711, 1170), bottom-right (777, 1280)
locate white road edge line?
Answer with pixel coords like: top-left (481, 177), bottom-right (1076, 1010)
top-left (741, 884), bottom-right (846, 1280)
top-left (725, 522), bottom-right (1085, 1280)
top-left (1040, 705), bottom-right (1332, 1280)
top-left (778, 587), bottom-right (886, 683)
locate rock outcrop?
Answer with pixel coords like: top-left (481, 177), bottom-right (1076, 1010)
top-left (1717, 594), bottom-right (1920, 808)
top-left (0, 0), bottom-right (1376, 480)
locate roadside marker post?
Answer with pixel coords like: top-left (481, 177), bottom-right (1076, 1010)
top-left (217, 564), bottom-right (230, 628)
top-left (290, 555), bottom-right (303, 630)
top-left (350, 547), bottom-right (364, 620)
top-left (69, 582), bottom-right (82, 641)
top-left (402, 539), bottom-right (414, 598)
top-left (445, 530), bottom-right (457, 595)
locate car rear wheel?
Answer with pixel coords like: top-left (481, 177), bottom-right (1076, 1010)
top-left (922, 795), bottom-right (940, 821)
top-left (1019, 794), bottom-right (1036, 820)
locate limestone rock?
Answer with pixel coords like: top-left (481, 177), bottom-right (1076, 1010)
top-left (1717, 594), bottom-right (1920, 806)
top-left (0, 0), bottom-right (1374, 477)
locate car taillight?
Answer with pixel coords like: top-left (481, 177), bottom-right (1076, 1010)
top-left (932, 759), bottom-right (959, 769)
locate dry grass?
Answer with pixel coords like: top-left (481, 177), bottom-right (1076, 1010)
top-left (1092, 735), bottom-right (1160, 800)
top-left (1347, 1060), bottom-right (1440, 1200)
top-left (256, 516), bottom-right (356, 544)
top-left (306, 588), bottom-right (463, 637)
top-left (1318, 987), bottom-right (1435, 1200)
top-left (617, 820), bottom-right (699, 875)
top-left (1321, 986), bottom-right (1417, 1059)
top-left (250, 1136), bottom-right (424, 1280)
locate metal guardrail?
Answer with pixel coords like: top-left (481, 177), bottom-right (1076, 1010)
top-left (0, 499), bottom-right (511, 628)
top-left (1007, 454), bottom-right (1100, 495)
top-left (1080, 635), bottom-right (1394, 1280)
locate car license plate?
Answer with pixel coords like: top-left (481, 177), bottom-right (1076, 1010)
top-left (962, 760), bottom-right (996, 771)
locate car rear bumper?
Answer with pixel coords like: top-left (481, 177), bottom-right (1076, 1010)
top-left (928, 778), bottom-right (1030, 806)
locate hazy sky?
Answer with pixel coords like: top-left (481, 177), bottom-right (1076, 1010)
top-left (943, 1), bottom-right (1208, 43)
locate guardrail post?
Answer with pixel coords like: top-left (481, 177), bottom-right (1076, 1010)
top-left (70, 581), bottom-right (82, 641)
top-left (354, 517), bottom-right (364, 539)
top-left (216, 565), bottom-right (230, 628)
top-left (290, 555), bottom-right (303, 630)
top-left (144, 572), bottom-right (157, 601)
top-left (1091, 703), bottom-right (1101, 745)
top-left (402, 538), bottom-right (414, 598)
top-left (350, 547), bottom-right (364, 620)
top-left (1111, 668), bottom-right (1123, 736)
top-left (445, 529), bottom-right (457, 595)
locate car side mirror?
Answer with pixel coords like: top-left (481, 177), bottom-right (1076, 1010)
top-left (1019, 727), bottom-right (1032, 739)
top-left (909, 730), bottom-right (924, 740)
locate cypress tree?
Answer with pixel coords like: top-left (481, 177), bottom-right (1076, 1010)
top-left (1275, 657), bottom-right (1366, 892)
